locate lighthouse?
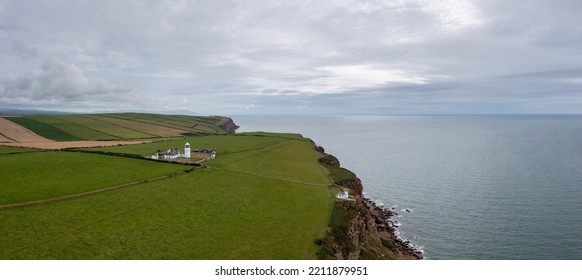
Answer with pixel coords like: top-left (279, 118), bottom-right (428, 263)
top-left (184, 142), bottom-right (191, 159)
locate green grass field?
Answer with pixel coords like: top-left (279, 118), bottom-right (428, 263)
top-left (57, 115), bottom-right (156, 139)
top-left (0, 131), bottom-right (335, 259)
top-left (0, 152), bottom-right (191, 205)
top-left (101, 113), bottom-right (229, 134)
top-left (105, 113), bottom-right (196, 128)
top-left (0, 146), bottom-right (36, 155)
top-left (27, 116), bottom-right (120, 140)
top-left (0, 169), bottom-right (333, 259)
top-left (88, 134), bottom-right (291, 157)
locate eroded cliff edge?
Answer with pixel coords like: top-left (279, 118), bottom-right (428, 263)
top-left (220, 118), bottom-right (240, 134)
top-left (315, 146), bottom-right (423, 260)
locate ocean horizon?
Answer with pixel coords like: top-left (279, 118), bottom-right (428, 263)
top-left (234, 114), bottom-right (582, 260)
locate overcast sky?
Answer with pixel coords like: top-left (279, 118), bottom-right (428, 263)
top-left (1, 0), bottom-right (582, 115)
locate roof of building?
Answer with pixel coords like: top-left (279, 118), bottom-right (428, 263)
top-left (161, 149), bottom-right (182, 156)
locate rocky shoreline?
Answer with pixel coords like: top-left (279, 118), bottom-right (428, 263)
top-left (362, 198), bottom-right (424, 260)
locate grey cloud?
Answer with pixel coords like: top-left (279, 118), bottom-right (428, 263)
top-left (496, 69), bottom-right (582, 80)
top-left (10, 40), bottom-right (37, 59)
top-left (0, 38), bottom-right (37, 61)
top-left (0, 60), bottom-right (133, 107)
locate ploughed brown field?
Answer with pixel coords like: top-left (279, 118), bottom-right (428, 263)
top-left (0, 117), bottom-right (148, 149)
top-left (0, 134), bottom-right (13, 143)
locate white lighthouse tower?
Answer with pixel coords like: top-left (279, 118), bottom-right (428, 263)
top-left (184, 142), bottom-right (191, 159)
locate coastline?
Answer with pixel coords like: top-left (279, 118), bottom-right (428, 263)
top-left (362, 198), bottom-right (424, 260)
top-left (213, 118), bottom-right (423, 260)
top-left (313, 142), bottom-right (423, 260)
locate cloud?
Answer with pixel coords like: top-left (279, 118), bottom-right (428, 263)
top-left (0, 60), bottom-right (134, 108)
top-left (1, 1), bottom-right (582, 114)
top-left (0, 37), bottom-right (37, 62)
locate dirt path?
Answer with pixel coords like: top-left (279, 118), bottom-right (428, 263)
top-left (0, 117), bottom-right (53, 143)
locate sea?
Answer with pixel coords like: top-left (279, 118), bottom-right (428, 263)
top-left (234, 115), bottom-right (582, 260)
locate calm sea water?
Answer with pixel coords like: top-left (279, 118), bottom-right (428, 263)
top-left (234, 115), bottom-right (582, 260)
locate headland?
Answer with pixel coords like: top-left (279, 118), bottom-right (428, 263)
top-left (0, 113), bottom-right (421, 260)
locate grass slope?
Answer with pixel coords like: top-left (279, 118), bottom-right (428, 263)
top-left (102, 113), bottom-right (228, 134)
top-left (106, 113), bottom-right (196, 128)
top-left (0, 152), bottom-right (190, 205)
top-left (0, 132), bottom-right (335, 259)
top-left (85, 115), bottom-right (190, 137)
top-left (58, 115), bottom-right (156, 139)
top-left (0, 169), bottom-right (333, 259)
top-left (27, 116), bottom-right (119, 140)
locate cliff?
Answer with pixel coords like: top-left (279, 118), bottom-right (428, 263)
top-left (220, 118), bottom-right (240, 134)
top-left (316, 149), bottom-right (423, 260)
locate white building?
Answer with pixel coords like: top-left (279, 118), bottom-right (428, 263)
top-left (184, 142), bottom-right (191, 159)
top-left (149, 143), bottom-right (216, 161)
top-left (336, 190), bottom-right (349, 200)
top-left (150, 143), bottom-right (189, 160)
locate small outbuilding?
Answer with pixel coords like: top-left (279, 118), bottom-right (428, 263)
top-left (336, 190), bottom-right (349, 200)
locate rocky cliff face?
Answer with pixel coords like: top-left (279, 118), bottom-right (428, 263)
top-left (317, 149), bottom-right (423, 260)
top-left (220, 118), bottom-right (240, 134)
